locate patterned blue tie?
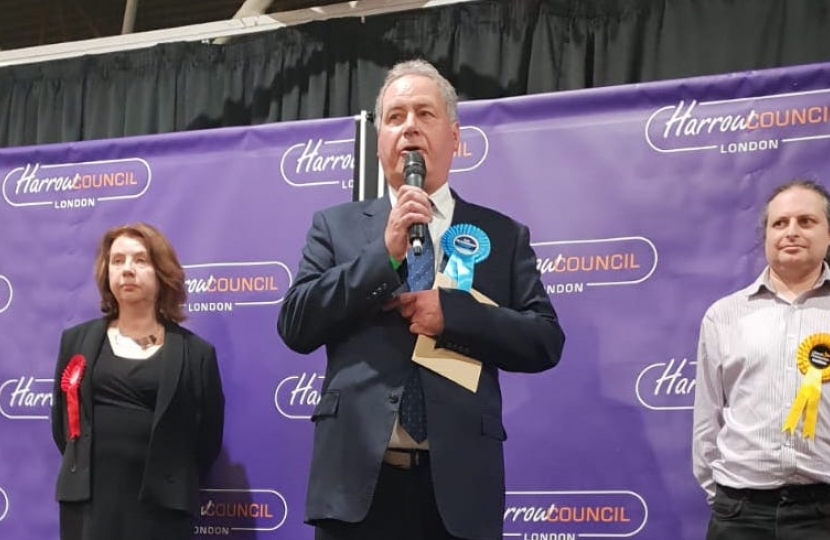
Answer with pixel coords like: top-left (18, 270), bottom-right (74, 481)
top-left (399, 228), bottom-right (434, 442)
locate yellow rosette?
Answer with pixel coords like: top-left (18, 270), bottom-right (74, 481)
top-left (783, 333), bottom-right (830, 439)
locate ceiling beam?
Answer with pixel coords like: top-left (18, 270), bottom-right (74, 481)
top-left (122, 0), bottom-right (140, 34)
top-left (0, 0), bottom-right (480, 68)
top-left (231, 0), bottom-right (275, 18)
top-left (211, 0), bottom-right (275, 44)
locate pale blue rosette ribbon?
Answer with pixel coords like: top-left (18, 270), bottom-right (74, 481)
top-left (441, 224), bottom-right (491, 291)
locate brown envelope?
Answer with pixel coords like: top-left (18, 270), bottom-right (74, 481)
top-left (412, 273), bottom-right (497, 392)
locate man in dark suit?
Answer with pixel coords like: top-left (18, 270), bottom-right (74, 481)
top-left (277, 59), bottom-right (565, 540)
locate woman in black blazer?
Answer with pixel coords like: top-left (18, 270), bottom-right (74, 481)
top-left (51, 223), bottom-right (225, 540)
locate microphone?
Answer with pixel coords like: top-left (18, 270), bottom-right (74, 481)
top-left (403, 151), bottom-right (427, 255)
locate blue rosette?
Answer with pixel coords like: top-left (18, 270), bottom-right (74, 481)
top-left (441, 224), bottom-right (491, 291)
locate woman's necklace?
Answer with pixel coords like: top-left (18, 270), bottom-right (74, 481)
top-left (114, 326), bottom-right (163, 349)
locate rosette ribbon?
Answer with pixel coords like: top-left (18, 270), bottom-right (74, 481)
top-left (441, 224), bottom-right (491, 291)
top-left (60, 354), bottom-right (86, 441)
top-left (783, 334), bottom-right (830, 439)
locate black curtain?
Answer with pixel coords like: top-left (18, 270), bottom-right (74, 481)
top-left (2, 0), bottom-right (830, 148)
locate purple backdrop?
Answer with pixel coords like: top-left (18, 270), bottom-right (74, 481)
top-left (3, 60), bottom-right (830, 539)
top-left (0, 118), bottom-right (354, 539)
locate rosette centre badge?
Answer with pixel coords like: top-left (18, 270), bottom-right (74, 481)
top-left (783, 333), bottom-right (830, 439)
top-left (441, 224), bottom-right (490, 291)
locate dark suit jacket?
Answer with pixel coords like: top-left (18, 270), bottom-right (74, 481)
top-left (278, 192), bottom-right (565, 540)
top-left (51, 318), bottom-right (225, 516)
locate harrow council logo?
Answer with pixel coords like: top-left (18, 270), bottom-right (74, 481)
top-left (450, 125), bottom-right (489, 174)
top-left (533, 236), bottom-right (658, 296)
top-left (183, 261), bottom-right (292, 314)
top-left (0, 274), bottom-right (11, 313)
top-left (195, 488), bottom-right (288, 536)
top-left (2, 158), bottom-right (151, 209)
top-left (503, 490), bottom-right (647, 539)
top-left (280, 137), bottom-right (354, 189)
top-left (274, 372), bottom-right (324, 420)
top-left (0, 376), bottom-right (53, 420)
top-left (278, 125), bottom-right (489, 189)
top-left (635, 357), bottom-right (696, 411)
top-left (645, 88), bottom-right (830, 155)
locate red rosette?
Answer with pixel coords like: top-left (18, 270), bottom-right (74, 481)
top-left (60, 354), bottom-right (86, 441)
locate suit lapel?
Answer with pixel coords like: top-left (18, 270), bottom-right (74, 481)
top-left (362, 195), bottom-right (391, 247)
top-left (449, 191), bottom-right (482, 228)
top-left (153, 324), bottom-right (184, 429)
top-left (79, 319), bottom-right (108, 419)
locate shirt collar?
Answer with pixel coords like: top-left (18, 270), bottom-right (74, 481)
top-left (746, 263), bottom-right (830, 298)
top-left (429, 183), bottom-right (453, 220)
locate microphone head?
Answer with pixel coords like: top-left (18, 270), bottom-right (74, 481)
top-left (403, 150), bottom-right (426, 180)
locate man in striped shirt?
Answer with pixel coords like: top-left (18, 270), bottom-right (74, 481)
top-left (693, 179), bottom-right (830, 539)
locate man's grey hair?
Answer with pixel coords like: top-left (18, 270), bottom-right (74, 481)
top-left (373, 59), bottom-right (458, 131)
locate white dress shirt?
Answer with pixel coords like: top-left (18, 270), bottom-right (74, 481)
top-left (693, 265), bottom-right (830, 503)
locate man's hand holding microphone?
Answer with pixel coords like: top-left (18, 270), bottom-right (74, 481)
top-left (384, 151), bottom-right (444, 336)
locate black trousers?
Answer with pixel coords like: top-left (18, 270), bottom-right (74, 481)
top-left (707, 484), bottom-right (830, 540)
top-left (314, 461), bottom-right (463, 540)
